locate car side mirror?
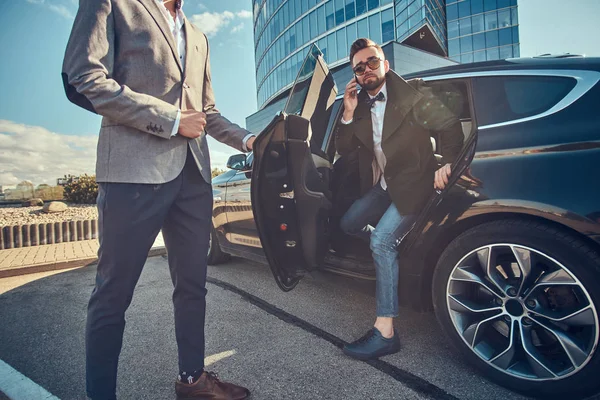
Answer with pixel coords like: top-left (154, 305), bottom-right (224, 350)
top-left (227, 154), bottom-right (247, 171)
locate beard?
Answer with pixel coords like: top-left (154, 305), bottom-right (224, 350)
top-left (360, 73), bottom-right (385, 90)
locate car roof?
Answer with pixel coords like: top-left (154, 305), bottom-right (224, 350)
top-left (403, 57), bottom-right (600, 80)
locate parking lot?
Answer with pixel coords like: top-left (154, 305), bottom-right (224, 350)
top-left (1, 255), bottom-right (541, 400)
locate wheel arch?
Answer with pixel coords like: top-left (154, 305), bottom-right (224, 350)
top-left (415, 202), bottom-right (600, 311)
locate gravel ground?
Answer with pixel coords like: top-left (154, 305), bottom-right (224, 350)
top-left (0, 204), bottom-right (97, 227)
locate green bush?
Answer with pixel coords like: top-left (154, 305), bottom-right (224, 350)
top-left (63, 174), bottom-right (98, 204)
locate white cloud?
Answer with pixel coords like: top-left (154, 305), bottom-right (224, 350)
top-left (48, 4), bottom-right (75, 19)
top-left (25, 0), bottom-right (75, 19)
top-left (0, 120), bottom-right (97, 186)
top-left (236, 10), bottom-right (252, 19)
top-left (231, 23), bottom-right (244, 34)
top-left (190, 9), bottom-right (252, 37)
top-left (0, 120), bottom-right (232, 186)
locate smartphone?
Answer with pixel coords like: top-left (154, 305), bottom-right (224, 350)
top-left (352, 75), bottom-right (361, 98)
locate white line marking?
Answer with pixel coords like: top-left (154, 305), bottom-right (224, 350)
top-left (0, 359), bottom-right (60, 400)
top-left (205, 350), bottom-right (236, 367)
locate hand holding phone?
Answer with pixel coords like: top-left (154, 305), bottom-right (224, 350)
top-left (343, 77), bottom-right (359, 121)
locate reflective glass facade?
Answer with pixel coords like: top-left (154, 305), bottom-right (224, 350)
top-left (253, 0), bottom-right (520, 108)
top-left (446, 0), bottom-right (519, 63)
top-left (253, 0), bottom-right (395, 107)
top-left (395, 0), bottom-right (447, 55)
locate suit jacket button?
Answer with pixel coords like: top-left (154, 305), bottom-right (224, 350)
top-left (183, 83), bottom-right (190, 89)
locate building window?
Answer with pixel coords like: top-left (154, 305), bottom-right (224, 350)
top-left (497, 0), bottom-right (511, 9)
top-left (511, 7), bottom-right (518, 25)
top-left (472, 14), bottom-right (484, 33)
top-left (347, 22), bottom-right (358, 46)
top-left (483, 0), bottom-right (497, 12)
top-left (485, 29), bottom-right (499, 48)
top-left (446, 3), bottom-right (458, 20)
top-left (486, 46), bottom-right (499, 60)
top-left (459, 17), bottom-right (472, 36)
top-left (460, 35), bottom-right (473, 53)
top-left (358, 16), bottom-right (369, 38)
top-left (327, 32), bottom-right (337, 61)
top-left (485, 11), bottom-right (498, 30)
top-left (326, 1), bottom-right (335, 30)
top-left (473, 50), bottom-right (486, 62)
top-left (473, 76), bottom-right (577, 126)
top-left (337, 27), bottom-right (347, 59)
top-left (356, 0), bottom-right (367, 16)
top-left (461, 52), bottom-right (474, 63)
top-left (318, 5), bottom-right (326, 35)
top-left (498, 27), bottom-right (512, 46)
top-left (471, 0), bottom-right (484, 14)
top-left (499, 44), bottom-right (512, 59)
top-left (473, 33), bottom-right (485, 50)
top-left (448, 20), bottom-right (459, 39)
top-left (335, 0), bottom-right (345, 25)
top-left (497, 8), bottom-right (511, 28)
top-left (448, 38), bottom-right (460, 56)
top-left (368, 0), bottom-right (380, 11)
top-left (346, 0), bottom-right (356, 20)
top-left (458, 0), bottom-right (470, 18)
top-left (369, 12), bottom-right (382, 43)
top-left (382, 8), bottom-right (395, 42)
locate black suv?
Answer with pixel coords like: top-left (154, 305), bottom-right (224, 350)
top-left (209, 46), bottom-right (600, 398)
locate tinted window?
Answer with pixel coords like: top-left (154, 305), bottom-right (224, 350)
top-left (473, 76), bottom-right (577, 126)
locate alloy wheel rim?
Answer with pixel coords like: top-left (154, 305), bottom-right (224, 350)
top-left (446, 243), bottom-right (599, 381)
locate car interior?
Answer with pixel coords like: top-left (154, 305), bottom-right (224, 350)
top-left (252, 45), bottom-right (477, 277)
top-left (318, 81), bottom-right (475, 267)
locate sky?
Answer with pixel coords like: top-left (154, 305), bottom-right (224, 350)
top-left (0, 0), bottom-right (599, 188)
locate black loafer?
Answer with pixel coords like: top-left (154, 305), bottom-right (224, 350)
top-left (343, 328), bottom-right (401, 360)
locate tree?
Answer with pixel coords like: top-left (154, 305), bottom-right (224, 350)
top-left (211, 168), bottom-right (226, 178)
top-left (63, 174), bottom-right (98, 204)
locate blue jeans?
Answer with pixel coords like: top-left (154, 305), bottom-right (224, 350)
top-left (340, 183), bottom-right (416, 317)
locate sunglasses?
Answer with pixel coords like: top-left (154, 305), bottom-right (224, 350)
top-left (352, 57), bottom-right (382, 76)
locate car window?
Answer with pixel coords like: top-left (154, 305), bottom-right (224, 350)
top-left (473, 76), bottom-right (577, 126)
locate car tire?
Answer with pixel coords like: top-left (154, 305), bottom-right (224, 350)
top-left (432, 219), bottom-right (600, 399)
top-left (207, 225), bottom-right (230, 265)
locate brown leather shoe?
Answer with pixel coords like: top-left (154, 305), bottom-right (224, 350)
top-left (175, 371), bottom-right (250, 400)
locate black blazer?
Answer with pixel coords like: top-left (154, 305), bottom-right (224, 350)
top-left (335, 71), bottom-right (464, 215)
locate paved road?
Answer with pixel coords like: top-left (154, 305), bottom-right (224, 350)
top-left (0, 255), bottom-right (535, 400)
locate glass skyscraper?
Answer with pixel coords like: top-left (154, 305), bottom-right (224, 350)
top-left (445, 0), bottom-right (519, 63)
top-left (252, 0), bottom-right (519, 109)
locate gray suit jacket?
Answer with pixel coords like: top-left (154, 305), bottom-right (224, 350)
top-left (62, 0), bottom-right (248, 184)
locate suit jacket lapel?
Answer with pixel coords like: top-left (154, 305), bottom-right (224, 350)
top-left (137, 0), bottom-right (183, 73)
top-left (382, 71), bottom-right (423, 142)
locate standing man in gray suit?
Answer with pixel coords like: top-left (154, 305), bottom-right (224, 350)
top-left (62, 0), bottom-right (253, 399)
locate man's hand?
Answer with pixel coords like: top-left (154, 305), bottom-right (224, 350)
top-left (246, 136), bottom-right (256, 151)
top-left (434, 163), bottom-right (452, 190)
top-left (178, 110), bottom-right (207, 138)
top-left (342, 78), bottom-right (359, 122)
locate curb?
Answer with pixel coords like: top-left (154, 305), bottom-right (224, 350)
top-left (0, 246), bottom-right (167, 278)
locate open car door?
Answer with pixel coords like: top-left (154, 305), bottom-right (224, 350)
top-left (251, 45), bottom-right (338, 291)
top-left (400, 77), bottom-right (480, 253)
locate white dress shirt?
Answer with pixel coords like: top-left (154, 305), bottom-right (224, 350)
top-left (369, 83), bottom-right (388, 190)
top-left (155, 0), bottom-right (253, 150)
top-left (340, 83), bottom-right (388, 189)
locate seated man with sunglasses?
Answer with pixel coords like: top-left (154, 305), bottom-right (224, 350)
top-left (335, 38), bottom-right (464, 360)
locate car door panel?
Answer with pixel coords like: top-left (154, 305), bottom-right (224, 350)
top-left (251, 45), bottom-right (337, 291)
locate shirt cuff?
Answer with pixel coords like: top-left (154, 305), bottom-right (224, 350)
top-left (242, 133), bottom-right (255, 152)
top-left (171, 110), bottom-right (181, 137)
top-left (340, 116), bottom-right (353, 125)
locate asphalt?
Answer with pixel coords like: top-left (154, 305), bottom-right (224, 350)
top-left (0, 255), bottom-right (534, 400)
